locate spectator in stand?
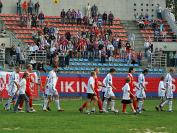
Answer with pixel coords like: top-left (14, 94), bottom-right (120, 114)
top-left (30, 57), bottom-right (36, 69)
top-left (125, 41), bottom-right (131, 53)
top-left (66, 9), bottom-right (72, 24)
top-left (101, 47), bottom-right (106, 63)
top-left (108, 11), bottom-right (114, 26)
top-left (17, 1), bottom-right (22, 15)
top-left (156, 4), bottom-right (162, 20)
top-left (88, 17), bottom-right (94, 27)
top-left (22, 0), bottom-right (28, 14)
top-left (137, 51), bottom-right (143, 66)
top-left (83, 15), bottom-right (88, 26)
top-left (138, 19), bottom-right (145, 29)
top-left (128, 33), bottom-right (135, 50)
top-left (16, 44), bottom-right (21, 65)
top-left (86, 3), bottom-right (91, 18)
top-left (28, 0), bottom-right (33, 15)
top-left (71, 9), bottom-right (76, 24)
top-left (31, 13), bottom-right (37, 27)
top-left (20, 14), bottom-right (27, 26)
top-left (103, 11), bottom-right (107, 25)
top-left (174, 51), bottom-right (177, 67)
top-left (91, 4), bottom-right (98, 18)
top-left (27, 13), bottom-right (32, 28)
top-left (107, 41), bottom-right (114, 62)
top-left (38, 11), bottom-right (45, 28)
top-left (67, 41), bottom-right (73, 58)
top-left (144, 40), bottom-right (150, 57)
top-left (97, 14), bottom-right (103, 28)
top-left (60, 9), bottom-right (66, 24)
top-left (0, 0), bottom-right (2, 14)
top-left (34, 1), bottom-right (40, 15)
top-left (77, 10), bottom-right (82, 25)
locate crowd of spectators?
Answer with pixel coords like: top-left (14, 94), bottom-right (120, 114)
top-left (60, 3), bottom-right (114, 27)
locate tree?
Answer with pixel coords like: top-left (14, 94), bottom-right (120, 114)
top-left (166, 0), bottom-right (177, 18)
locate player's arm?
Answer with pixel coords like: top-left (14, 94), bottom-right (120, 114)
top-left (90, 83), bottom-right (96, 94)
top-left (109, 82), bottom-right (116, 90)
top-left (14, 81), bottom-right (20, 89)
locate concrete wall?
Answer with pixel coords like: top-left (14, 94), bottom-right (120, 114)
top-left (152, 42), bottom-right (177, 52)
top-left (0, 37), bottom-right (11, 48)
top-left (1, 0), bottom-right (166, 20)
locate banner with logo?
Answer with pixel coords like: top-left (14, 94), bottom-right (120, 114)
top-left (0, 72), bottom-right (177, 98)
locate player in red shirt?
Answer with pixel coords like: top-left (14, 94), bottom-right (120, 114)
top-left (122, 67), bottom-right (137, 113)
top-left (18, 64), bottom-right (38, 112)
top-left (79, 68), bottom-right (103, 112)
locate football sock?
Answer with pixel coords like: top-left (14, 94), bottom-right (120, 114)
top-left (122, 104), bottom-right (126, 112)
top-left (111, 100), bottom-right (115, 111)
top-left (55, 99), bottom-right (61, 110)
top-left (169, 100), bottom-right (173, 111)
top-left (103, 100), bottom-right (107, 111)
top-left (138, 100), bottom-right (143, 112)
top-left (43, 97), bottom-right (48, 110)
top-left (161, 100), bottom-right (168, 107)
top-left (97, 99), bottom-right (103, 110)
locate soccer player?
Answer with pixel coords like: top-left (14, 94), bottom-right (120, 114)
top-left (159, 68), bottom-right (176, 112)
top-left (155, 76), bottom-right (166, 111)
top-left (92, 68), bottom-right (103, 112)
top-left (18, 64), bottom-right (37, 112)
top-left (43, 65), bottom-right (64, 112)
top-left (79, 71), bottom-right (98, 114)
top-left (122, 67), bottom-right (137, 113)
top-left (102, 68), bottom-right (118, 113)
top-left (14, 72), bottom-right (30, 112)
top-left (121, 78), bottom-right (136, 113)
top-left (136, 69), bottom-right (148, 113)
top-left (79, 68), bottom-right (103, 113)
top-left (4, 66), bottom-right (20, 111)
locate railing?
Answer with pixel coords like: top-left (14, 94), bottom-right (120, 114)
top-left (162, 9), bottom-right (177, 36)
top-left (25, 50), bottom-right (47, 64)
top-left (151, 53), bottom-right (167, 69)
top-left (0, 19), bottom-right (24, 48)
top-left (0, 48), bottom-right (5, 66)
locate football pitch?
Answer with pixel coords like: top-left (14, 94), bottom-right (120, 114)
top-left (0, 99), bottom-right (177, 133)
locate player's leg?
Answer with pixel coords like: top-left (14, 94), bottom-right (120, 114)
top-left (168, 98), bottom-right (173, 112)
top-left (54, 90), bottom-right (64, 111)
top-left (137, 98), bottom-right (143, 113)
top-left (43, 95), bottom-right (50, 111)
top-left (97, 94), bottom-right (103, 112)
top-left (130, 94), bottom-right (137, 110)
top-left (4, 96), bottom-right (12, 110)
top-left (160, 99), bottom-right (169, 111)
top-left (24, 94), bottom-right (30, 112)
top-left (130, 103), bottom-right (136, 113)
top-left (14, 95), bottom-right (23, 112)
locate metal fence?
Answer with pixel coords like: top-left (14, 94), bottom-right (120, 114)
top-left (151, 53), bottom-right (167, 69)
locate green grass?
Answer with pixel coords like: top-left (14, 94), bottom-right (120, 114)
top-left (0, 99), bottom-right (177, 133)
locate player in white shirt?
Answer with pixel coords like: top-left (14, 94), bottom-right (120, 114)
top-left (79, 71), bottom-right (98, 114)
top-left (14, 73), bottom-right (30, 112)
top-left (121, 78), bottom-right (136, 113)
top-left (159, 68), bottom-right (176, 112)
top-left (43, 65), bottom-right (64, 112)
top-left (136, 69), bottom-right (148, 113)
top-left (4, 66), bottom-right (20, 111)
top-left (155, 76), bottom-right (166, 111)
top-left (102, 68), bottom-right (118, 112)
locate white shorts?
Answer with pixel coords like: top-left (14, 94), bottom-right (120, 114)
top-left (136, 89), bottom-right (146, 99)
top-left (8, 86), bottom-right (17, 97)
top-left (45, 86), bottom-right (58, 96)
top-left (104, 87), bottom-right (115, 98)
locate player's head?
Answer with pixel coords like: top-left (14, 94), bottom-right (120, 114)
top-left (160, 76), bottom-right (164, 81)
top-left (91, 71), bottom-right (96, 78)
top-left (125, 77), bottom-right (130, 83)
top-left (22, 72), bottom-right (29, 79)
top-left (15, 66), bottom-right (20, 73)
top-left (53, 65), bottom-right (59, 72)
top-left (143, 69), bottom-right (148, 75)
top-left (26, 64), bottom-right (33, 72)
top-left (94, 68), bottom-right (99, 75)
top-left (169, 68), bottom-right (175, 74)
top-left (109, 68), bottom-right (116, 74)
top-left (129, 67), bottom-right (135, 74)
